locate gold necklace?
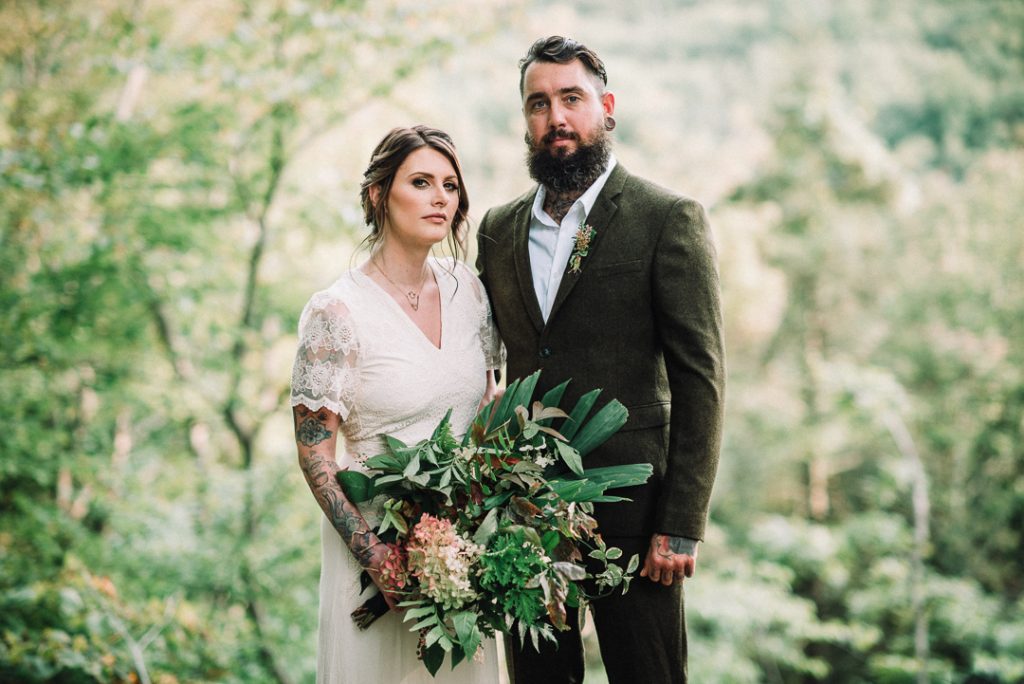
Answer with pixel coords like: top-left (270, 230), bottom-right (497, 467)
top-left (372, 259), bottom-right (428, 311)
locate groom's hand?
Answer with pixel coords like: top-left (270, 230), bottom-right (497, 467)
top-left (476, 370), bottom-right (504, 412)
top-left (640, 533), bottom-right (699, 586)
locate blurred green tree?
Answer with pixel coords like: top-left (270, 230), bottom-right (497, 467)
top-left (1, 0), bottom-right (515, 681)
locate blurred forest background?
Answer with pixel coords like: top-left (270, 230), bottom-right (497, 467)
top-left (2, 0), bottom-right (1022, 682)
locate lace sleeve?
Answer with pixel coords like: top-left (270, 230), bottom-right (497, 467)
top-left (290, 293), bottom-right (359, 419)
top-left (458, 260), bottom-right (506, 371)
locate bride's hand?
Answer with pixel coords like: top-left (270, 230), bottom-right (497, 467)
top-left (365, 543), bottom-right (404, 612)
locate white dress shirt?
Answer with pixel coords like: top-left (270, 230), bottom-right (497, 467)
top-left (528, 156), bottom-right (617, 321)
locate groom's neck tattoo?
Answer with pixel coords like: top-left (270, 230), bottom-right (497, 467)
top-left (544, 189), bottom-right (583, 224)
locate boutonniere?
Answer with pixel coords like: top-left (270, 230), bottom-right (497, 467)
top-left (568, 220), bottom-right (596, 275)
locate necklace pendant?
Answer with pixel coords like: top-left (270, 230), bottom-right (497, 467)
top-left (407, 292), bottom-right (420, 311)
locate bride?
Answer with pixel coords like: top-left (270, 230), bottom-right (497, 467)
top-left (290, 125), bottom-right (504, 683)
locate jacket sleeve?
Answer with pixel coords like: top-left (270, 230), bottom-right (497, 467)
top-left (651, 197), bottom-right (725, 540)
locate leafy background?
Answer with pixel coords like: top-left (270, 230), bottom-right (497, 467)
top-left (1, 0), bottom-right (1022, 682)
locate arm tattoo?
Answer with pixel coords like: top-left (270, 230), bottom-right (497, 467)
top-left (299, 450), bottom-right (379, 565)
top-left (294, 406), bottom-right (380, 567)
top-left (323, 487), bottom-right (378, 565)
top-left (297, 416), bottom-right (332, 446)
top-left (299, 450), bottom-right (330, 488)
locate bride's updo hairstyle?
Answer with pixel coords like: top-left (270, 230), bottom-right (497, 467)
top-left (359, 125), bottom-right (470, 259)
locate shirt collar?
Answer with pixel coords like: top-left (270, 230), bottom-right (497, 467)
top-left (531, 154), bottom-right (618, 227)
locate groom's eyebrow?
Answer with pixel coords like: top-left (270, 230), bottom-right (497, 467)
top-left (525, 85), bottom-right (586, 103)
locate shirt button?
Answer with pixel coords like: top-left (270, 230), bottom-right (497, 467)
top-left (539, 347), bottom-right (552, 359)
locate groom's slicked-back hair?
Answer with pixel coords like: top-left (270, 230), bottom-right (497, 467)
top-left (518, 36), bottom-right (608, 95)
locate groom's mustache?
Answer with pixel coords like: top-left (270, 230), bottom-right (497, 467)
top-left (541, 129), bottom-right (580, 145)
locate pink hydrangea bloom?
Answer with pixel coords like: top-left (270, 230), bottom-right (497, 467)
top-left (406, 514), bottom-right (482, 610)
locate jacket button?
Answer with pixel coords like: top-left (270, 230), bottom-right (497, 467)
top-left (539, 346), bottom-right (552, 359)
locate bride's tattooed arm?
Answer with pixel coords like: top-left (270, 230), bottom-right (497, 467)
top-left (293, 404), bottom-right (380, 566)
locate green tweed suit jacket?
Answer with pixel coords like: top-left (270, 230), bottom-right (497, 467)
top-left (476, 164), bottom-right (725, 539)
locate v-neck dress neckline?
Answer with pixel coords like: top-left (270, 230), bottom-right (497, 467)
top-left (356, 258), bottom-right (445, 352)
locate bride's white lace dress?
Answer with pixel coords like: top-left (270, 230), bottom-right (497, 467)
top-left (291, 257), bottom-right (505, 684)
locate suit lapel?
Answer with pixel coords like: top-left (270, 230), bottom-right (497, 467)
top-left (512, 192), bottom-right (545, 332)
top-left (546, 164), bottom-right (628, 323)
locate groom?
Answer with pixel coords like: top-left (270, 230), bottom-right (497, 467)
top-left (476, 36), bottom-right (725, 683)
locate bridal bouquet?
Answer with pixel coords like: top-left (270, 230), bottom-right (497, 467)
top-left (337, 371), bottom-right (651, 676)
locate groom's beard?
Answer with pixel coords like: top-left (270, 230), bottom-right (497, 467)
top-left (525, 127), bottom-right (612, 195)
